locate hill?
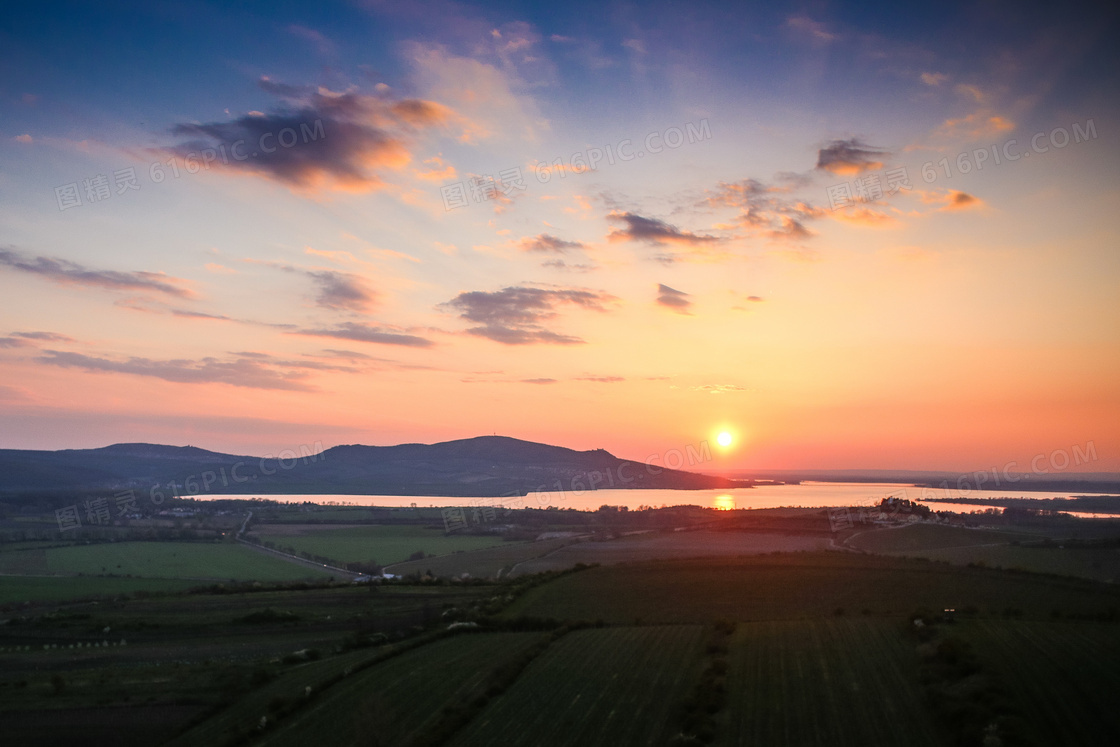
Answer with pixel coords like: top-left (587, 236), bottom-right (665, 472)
top-left (0, 435), bottom-right (742, 503)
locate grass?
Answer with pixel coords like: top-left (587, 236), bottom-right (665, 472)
top-left (256, 632), bottom-right (548, 747)
top-left (502, 552), bottom-right (1120, 624)
top-left (385, 536), bottom-right (582, 578)
top-left (721, 619), bottom-right (943, 746)
top-left (0, 541), bottom-right (334, 581)
top-left (846, 523), bottom-right (1030, 553)
top-left (0, 575), bottom-right (201, 604)
top-left (447, 626), bottom-right (707, 747)
top-left (954, 619), bottom-right (1120, 746)
top-left (250, 524), bottom-right (513, 566)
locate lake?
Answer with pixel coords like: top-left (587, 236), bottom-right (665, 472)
top-left (189, 481), bottom-right (1120, 516)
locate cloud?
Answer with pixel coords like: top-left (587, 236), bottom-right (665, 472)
top-left (541, 259), bottom-right (596, 272)
top-left (832, 206), bottom-right (897, 227)
top-left (442, 285), bottom-right (615, 345)
top-left (607, 212), bottom-right (719, 247)
top-left (921, 72), bottom-right (948, 86)
top-left (37, 350), bottom-right (314, 391)
top-left (0, 337), bottom-right (33, 349)
top-left (656, 284), bottom-right (693, 314)
top-left (942, 190), bottom-right (983, 211)
top-left (575, 376), bottom-right (625, 383)
top-left (14, 134), bottom-right (33, 144)
top-left (11, 331), bottom-right (75, 343)
top-left (816, 139), bottom-right (888, 176)
top-left (705, 179), bottom-right (826, 242)
top-left (0, 247), bottom-right (191, 297)
top-left (786, 16), bottom-right (836, 43)
top-left (287, 24), bottom-right (334, 55)
top-left (160, 78), bottom-right (462, 193)
top-left (692, 384), bottom-right (748, 394)
top-left (520, 378), bottom-right (557, 384)
top-left (292, 322), bottom-right (435, 348)
top-left (307, 271), bottom-right (377, 311)
top-left (935, 113), bottom-right (1015, 141)
top-left (517, 233), bottom-right (584, 253)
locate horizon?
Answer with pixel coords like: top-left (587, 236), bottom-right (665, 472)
top-left (1, 0), bottom-right (1117, 472)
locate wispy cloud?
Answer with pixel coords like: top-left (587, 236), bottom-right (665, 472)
top-left (0, 247), bottom-right (191, 298)
top-left (37, 350), bottom-right (315, 391)
top-left (292, 322), bottom-right (435, 347)
top-left (442, 285), bottom-right (615, 345)
top-left (607, 212), bottom-right (720, 249)
top-left (517, 233), bottom-right (584, 253)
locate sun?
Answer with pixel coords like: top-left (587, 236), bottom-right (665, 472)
top-left (717, 431), bottom-right (733, 447)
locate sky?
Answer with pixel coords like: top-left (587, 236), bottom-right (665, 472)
top-left (1, 0), bottom-right (1118, 472)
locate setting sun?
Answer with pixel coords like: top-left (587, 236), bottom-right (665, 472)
top-left (717, 432), bottom-right (734, 448)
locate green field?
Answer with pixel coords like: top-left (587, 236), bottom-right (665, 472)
top-left (0, 574), bottom-right (201, 604)
top-left (722, 619), bottom-right (943, 746)
top-left (849, 524), bottom-right (1120, 582)
top-left (251, 524), bottom-right (514, 567)
top-left (955, 619), bottom-right (1120, 746)
top-left (448, 626), bottom-right (706, 747)
top-left (846, 523), bottom-right (1030, 552)
top-left (385, 536), bottom-right (582, 578)
top-left (0, 541), bottom-right (334, 582)
top-left (255, 632), bottom-right (548, 747)
top-left (503, 553), bottom-right (1120, 623)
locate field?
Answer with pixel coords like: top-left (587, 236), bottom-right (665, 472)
top-left (846, 523), bottom-right (1030, 552)
top-left (0, 541), bottom-right (334, 582)
top-left (849, 524), bottom-right (1120, 582)
top-left (503, 552), bottom-right (1120, 623)
top-left (249, 524), bottom-right (514, 567)
top-left (722, 619), bottom-right (943, 746)
top-left (0, 575), bottom-right (201, 605)
top-left (957, 619), bottom-right (1120, 746)
top-left (509, 529), bottom-right (832, 575)
top-left (384, 536), bottom-right (582, 578)
top-left (256, 632), bottom-right (547, 747)
top-left (448, 626), bottom-right (706, 747)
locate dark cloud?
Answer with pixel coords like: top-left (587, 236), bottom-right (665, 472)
top-left (815, 138), bottom-right (888, 175)
top-left (517, 234), bottom-right (584, 253)
top-left (11, 331), bottom-right (75, 342)
top-left (442, 285), bottom-right (615, 345)
top-left (292, 322), bottom-right (435, 348)
top-left (171, 309), bottom-right (233, 321)
top-left (161, 78), bottom-right (457, 193)
top-left (656, 284), bottom-right (693, 314)
top-left (37, 351), bottom-right (314, 391)
top-left (307, 271), bottom-right (377, 311)
top-left (607, 212), bottom-right (719, 246)
top-left (0, 247), bottom-right (191, 297)
top-left (0, 337), bottom-right (33, 349)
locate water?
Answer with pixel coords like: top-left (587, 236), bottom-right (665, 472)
top-left (188, 481), bottom-right (1120, 517)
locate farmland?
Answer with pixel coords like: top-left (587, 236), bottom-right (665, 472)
top-left (848, 523), bottom-right (1120, 582)
top-left (722, 619), bottom-right (943, 746)
top-left (248, 524), bottom-right (513, 567)
top-left (2, 516), bottom-right (1119, 746)
top-left (448, 626), bottom-right (706, 747)
top-left (0, 541), bottom-right (335, 582)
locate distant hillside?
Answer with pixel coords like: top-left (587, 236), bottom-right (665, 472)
top-left (0, 436), bottom-right (743, 503)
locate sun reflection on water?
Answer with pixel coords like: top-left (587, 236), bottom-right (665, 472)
top-left (713, 494), bottom-right (736, 511)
